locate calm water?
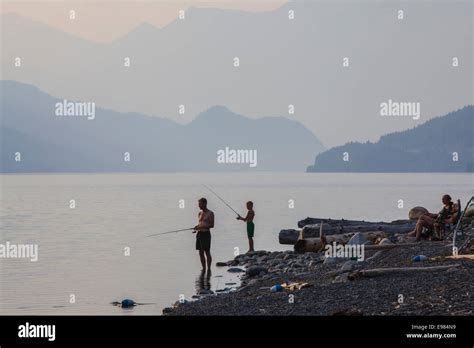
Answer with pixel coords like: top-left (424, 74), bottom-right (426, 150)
top-left (0, 172), bottom-right (472, 315)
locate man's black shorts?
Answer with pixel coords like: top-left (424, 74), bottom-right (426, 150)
top-left (196, 231), bottom-right (211, 251)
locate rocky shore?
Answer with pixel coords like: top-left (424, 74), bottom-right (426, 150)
top-left (163, 210), bottom-right (474, 316)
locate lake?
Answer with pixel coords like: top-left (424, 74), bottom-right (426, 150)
top-left (0, 172), bottom-right (472, 314)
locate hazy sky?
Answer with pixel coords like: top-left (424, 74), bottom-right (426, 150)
top-left (0, 0), bottom-right (286, 42)
top-left (1, 0), bottom-right (472, 148)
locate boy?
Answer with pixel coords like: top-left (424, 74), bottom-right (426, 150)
top-left (237, 201), bottom-right (255, 253)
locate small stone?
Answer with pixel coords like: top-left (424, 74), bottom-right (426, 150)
top-left (378, 238), bottom-right (393, 246)
top-left (341, 260), bottom-right (357, 272)
top-left (227, 267), bottom-right (245, 273)
top-left (246, 266), bottom-right (268, 277)
top-left (247, 279), bottom-right (259, 286)
top-left (324, 257), bottom-right (337, 265)
top-left (227, 260), bottom-right (239, 266)
top-left (333, 273), bottom-right (350, 283)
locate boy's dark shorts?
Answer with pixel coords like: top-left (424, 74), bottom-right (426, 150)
top-left (247, 221), bottom-right (255, 239)
top-left (196, 231), bottom-right (211, 251)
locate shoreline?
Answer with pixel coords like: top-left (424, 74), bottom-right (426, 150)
top-left (163, 216), bottom-right (474, 316)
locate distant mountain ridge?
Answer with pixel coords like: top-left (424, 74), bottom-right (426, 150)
top-left (2, 2), bottom-right (471, 147)
top-left (307, 106), bottom-right (474, 172)
top-left (1, 80), bottom-right (324, 172)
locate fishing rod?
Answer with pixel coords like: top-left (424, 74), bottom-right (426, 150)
top-left (145, 227), bottom-right (195, 238)
top-left (203, 184), bottom-right (240, 217)
top-left (147, 186), bottom-right (239, 238)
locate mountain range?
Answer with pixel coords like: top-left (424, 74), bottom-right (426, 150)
top-left (307, 106), bottom-right (473, 172)
top-left (0, 80), bottom-right (324, 172)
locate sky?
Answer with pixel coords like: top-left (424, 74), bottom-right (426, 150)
top-left (0, 0), bottom-right (287, 43)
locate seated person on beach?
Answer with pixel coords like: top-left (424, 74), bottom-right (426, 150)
top-left (408, 194), bottom-right (458, 241)
top-left (237, 201), bottom-right (255, 253)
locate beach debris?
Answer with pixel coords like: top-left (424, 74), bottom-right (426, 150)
top-left (282, 282), bottom-right (312, 290)
top-left (412, 255), bottom-right (427, 262)
top-left (269, 282), bottom-right (312, 292)
top-left (271, 284), bottom-right (283, 292)
top-left (110, 299), bottom-right (137, 308)
top-left (348, 264), bottom-right (460, 280)
top-left (430, 254), bottom-right (474, 260)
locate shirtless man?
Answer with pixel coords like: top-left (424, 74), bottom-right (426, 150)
top-left (194, 198), bottom-right (214, 272)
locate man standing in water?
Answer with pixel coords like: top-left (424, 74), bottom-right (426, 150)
top-left (194, 198), bottom-right (214, 272)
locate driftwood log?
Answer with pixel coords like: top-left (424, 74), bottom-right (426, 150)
top-left (348, 264), bottom-right (460, 280)
top-left (293, 231), bottom-right (388, 253)
top-left (297, 217), bottom-right (415, 229)
top-left (280, 218), bottom-right (416, 245)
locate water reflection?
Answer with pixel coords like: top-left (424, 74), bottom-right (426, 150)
top-left (195, 270), bottom-right (212, 295)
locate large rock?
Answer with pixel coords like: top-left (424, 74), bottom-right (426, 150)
top-left (409, 206), bottom-right (429, 220)
top-left (347, 232), bottom-right (367, 245)
top-left (464, 205), bottom-right (474, 217)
